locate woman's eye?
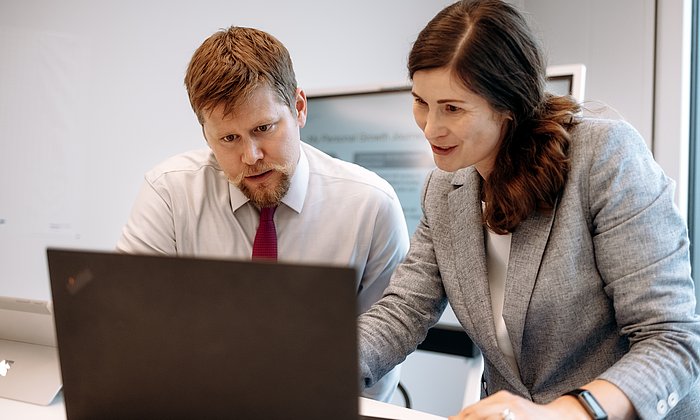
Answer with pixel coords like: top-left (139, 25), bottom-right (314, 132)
top-left (413, 97), bottom-right (427, 106)
top-left (446, 104), bottom-right (460, 112)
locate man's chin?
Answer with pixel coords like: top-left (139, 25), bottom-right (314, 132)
top-left (247, 191), bottom-right (281, 208)
top-left (238, 175), bottom-right (290, 208)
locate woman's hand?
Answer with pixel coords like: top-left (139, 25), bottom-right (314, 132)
top-left (448, 390), bottom-right (589, 420)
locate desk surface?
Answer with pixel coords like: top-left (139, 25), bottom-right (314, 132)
top-left (0, 392), bottom-right (446, 420)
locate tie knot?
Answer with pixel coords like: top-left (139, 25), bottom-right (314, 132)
top-left (260, 206), bottom-right (276, 222)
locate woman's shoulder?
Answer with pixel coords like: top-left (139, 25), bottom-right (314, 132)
top-left (571, 117), bottom-right (640, 139)
top-left (569, 117), bottom-right (649, 159)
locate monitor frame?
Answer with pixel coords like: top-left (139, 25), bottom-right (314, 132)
top-left (305, 63), bottom-right (586, 102)
top-left (545, 63), bottom-right (587, 102)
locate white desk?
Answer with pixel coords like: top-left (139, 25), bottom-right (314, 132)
top-left (0, 392), bottom-right (446, 420)
top-left (0, 392), bottom-right (66, 420)
top-left (360, 397), bottom-right (446, 419)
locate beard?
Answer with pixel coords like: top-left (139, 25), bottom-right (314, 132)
top-left (229, 162), bottom-right (293, 208)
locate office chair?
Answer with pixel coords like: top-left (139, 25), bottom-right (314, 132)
top-left (397, 325), bottom-right (482, 410)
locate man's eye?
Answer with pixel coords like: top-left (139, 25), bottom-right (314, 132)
top-left (256, 124), bottom-right (272, 132)
top-left (222, 135), bottom-right (238, 142)
top-left (446, 104), bottom-right (460, 112)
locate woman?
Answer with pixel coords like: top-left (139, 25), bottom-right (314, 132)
top-left (357, 1), bottom-right (700, 419)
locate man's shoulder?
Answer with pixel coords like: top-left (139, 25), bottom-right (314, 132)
top-left (145, 148), bottom-right (221, 182)
top-left (301, 142), bottom-right (398, 199)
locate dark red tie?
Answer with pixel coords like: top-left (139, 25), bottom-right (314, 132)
top-left (252, 206), bottom-right (277, 260)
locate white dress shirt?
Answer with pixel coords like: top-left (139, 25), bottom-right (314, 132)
top-left (117, 141), bottom-right (410, 401)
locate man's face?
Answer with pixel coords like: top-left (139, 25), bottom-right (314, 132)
top-left (202, 84), bottom-right (307, 207)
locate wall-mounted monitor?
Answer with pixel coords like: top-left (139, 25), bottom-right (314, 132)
top-left (302, 86), bottom-right (430, 234)
top-left (301, 64), bottom-right (587, 234)
top-left (545, 63), bottom-right (587, 101)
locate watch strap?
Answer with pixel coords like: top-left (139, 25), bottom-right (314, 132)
top-left (565, 388), bottom-right (608, 420)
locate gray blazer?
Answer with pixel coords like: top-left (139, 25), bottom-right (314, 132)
top-left (359, 118), bottom-right (700, 419)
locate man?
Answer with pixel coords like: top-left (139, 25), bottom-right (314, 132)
top-left (116, 26), bottom-right (409, 401)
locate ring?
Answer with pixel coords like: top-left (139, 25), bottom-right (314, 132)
top-left (501, 408), bottom-right (516, 420)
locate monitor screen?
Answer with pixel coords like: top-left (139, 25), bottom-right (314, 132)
top-left (302, 87), bottom-right (430, 234)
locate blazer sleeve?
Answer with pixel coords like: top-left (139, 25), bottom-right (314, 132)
top-left (358, 169), bottom-right (449, 389)
top-left (584, 120), bottom-right (700, 419)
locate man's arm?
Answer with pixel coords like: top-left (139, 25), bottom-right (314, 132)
top-left (355, 189), bottom-right (410, 313)
top-left (117, 178), bottom-right (176, 255)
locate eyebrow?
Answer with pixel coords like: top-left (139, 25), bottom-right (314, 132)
top-left (411, 91), bottom-right (466, 104)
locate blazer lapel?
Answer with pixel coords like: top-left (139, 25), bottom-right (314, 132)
top-left (447, 168), bottom-right (491, 344)
top-left (502, 201), bottom-right (557, 366)
top-left (447, 169), bottom-right (526, 391)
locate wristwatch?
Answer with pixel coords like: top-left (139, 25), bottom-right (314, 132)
top-left (565, 388), bottom-right (608, 420)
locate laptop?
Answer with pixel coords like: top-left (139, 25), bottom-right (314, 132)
top-left (47, 248), bottom-right (362, 420)
top-left (0, 296), bottom-right (62, 405)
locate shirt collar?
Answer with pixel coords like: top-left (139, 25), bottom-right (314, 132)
top-left (280, 145), bottom-right (308, 213)
top-left (228, 144), bottom-right (308, 214)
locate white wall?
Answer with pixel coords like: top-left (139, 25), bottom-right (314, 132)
top-left (523, 0), bottom-right (656, 146)
top-left (653, 0), bottom-right (692, 218)
top-left (0, 0), bottom-right (454, 300)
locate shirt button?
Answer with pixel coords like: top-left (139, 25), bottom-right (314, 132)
top-left (656, 399), bottom-right (669, 415)
top-left (668, 391), bottom-right (679, 408)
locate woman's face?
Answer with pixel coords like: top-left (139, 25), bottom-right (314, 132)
top-left (412, 67), bottom-right (509, 178)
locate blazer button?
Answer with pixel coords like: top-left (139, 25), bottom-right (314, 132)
top-left (656, 399), bottom-right (669, 415)
top-left (668, 391), bottom-right (679, 408)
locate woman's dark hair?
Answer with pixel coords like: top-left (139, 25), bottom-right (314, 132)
top-left (409, 0), bottom-right (580, 233)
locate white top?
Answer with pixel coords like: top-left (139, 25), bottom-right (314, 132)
top-left (117, 141), bottom-right (410, 401)
top-left (484, 225), bottom-right (518, 374)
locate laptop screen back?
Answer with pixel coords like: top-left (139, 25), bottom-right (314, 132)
top-left (47, 249), bottom-right (359, 420)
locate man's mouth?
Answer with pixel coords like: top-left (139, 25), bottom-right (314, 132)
top-left (245, 170), bottom-right (273, 181)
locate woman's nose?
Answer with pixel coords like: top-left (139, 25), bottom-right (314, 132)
top-left (423, 112), bottom-right (446, 141)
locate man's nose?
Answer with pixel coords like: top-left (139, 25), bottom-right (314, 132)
top-left (241, 139), bottom-right (264, 165)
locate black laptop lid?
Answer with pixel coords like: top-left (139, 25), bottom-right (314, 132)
top-left (47, 248), bottom-right (359, 420)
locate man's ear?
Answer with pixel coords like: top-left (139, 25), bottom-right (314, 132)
top-left (294, 88), bottom-right (307, 128)
top-left (201, 125), bottom-right (212, 148)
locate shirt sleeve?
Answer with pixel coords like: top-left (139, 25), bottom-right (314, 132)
top-left (355, 186), bottom-right (410, 314)
top-left (116, 175), bottom-right (177, 255)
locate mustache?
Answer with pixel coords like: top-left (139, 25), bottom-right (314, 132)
top-left (230, 162), bottom-right (290, 185)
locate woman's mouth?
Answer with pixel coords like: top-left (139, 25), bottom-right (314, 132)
top-left (431, 144), bottom-right (456, 156)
